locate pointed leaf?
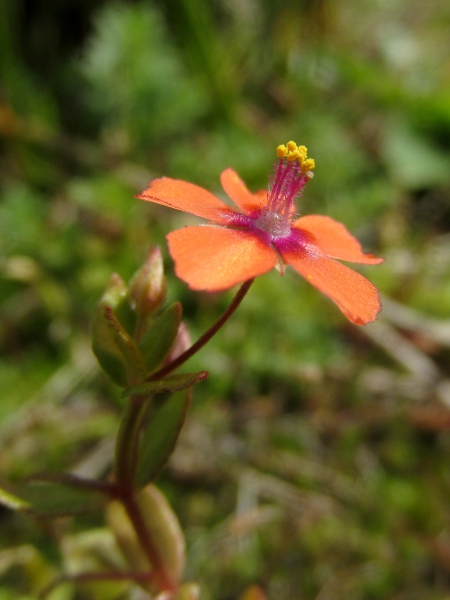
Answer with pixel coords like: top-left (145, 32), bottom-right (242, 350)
top-left (135, 390), bottom-right (192, 487)
top-left (139, 302), bottom-right (182, 372)
top-left (122, 371), bottom-right (208, 398)
top-left (0, 477), bottom-right (108, 516)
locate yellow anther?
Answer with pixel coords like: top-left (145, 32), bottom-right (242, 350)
top-left (277, 141), bottom-right (314, 169)
top-left (276, 144), bottom-right (288, 158)
top-left (297, 145), bottom-right (308, 161)
top-left (301, 158), bottom-right (315, 173)
top-left (287, 140), bottom-right (297, 152)
top-left (287, 148), bottom-right (301, 162)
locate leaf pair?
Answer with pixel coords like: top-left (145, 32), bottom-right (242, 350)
top-left (116, 372), bottom-right (207, 490)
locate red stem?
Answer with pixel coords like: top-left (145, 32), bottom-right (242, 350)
top-left (147, 278), bottom-right (254, 381)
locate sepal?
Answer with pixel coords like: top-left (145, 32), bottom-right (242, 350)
top-left (92, 277), bottom-right (146, 386)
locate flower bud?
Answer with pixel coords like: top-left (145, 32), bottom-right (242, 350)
top-left (129, 247), bottom-right (167, 323)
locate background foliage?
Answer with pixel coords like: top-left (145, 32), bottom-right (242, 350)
top-left (1, 0), bottom-right (450, 598)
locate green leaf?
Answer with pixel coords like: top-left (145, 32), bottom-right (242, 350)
top-left (122, 371), bottom-right (208, 398)
top-left (135, 390), bottom-right (192, 487)
top-left (92, 303), bottom-right (146, 387)
top-left (115, 374), bottom-right (206, 488)
top-left (139, 302), bottom-right (182, 372)
top-left (0, 476), bottom-right (109, 516)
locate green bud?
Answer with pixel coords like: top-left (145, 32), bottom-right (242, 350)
top-left (105, 500), bottom-right (150, 574)
top-left (129, 247), bottom-right (167, 326)
top-left (106, 484), bottom-right (185, 589)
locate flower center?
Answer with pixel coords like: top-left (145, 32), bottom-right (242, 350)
top-left (254, 209), bottom-right (292, 238)
top-left (254, 141), bottom-right (315, 239)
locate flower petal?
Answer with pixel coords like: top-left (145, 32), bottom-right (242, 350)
top-left (292, 215), bottom-right (383, 264)
top-left (167, 226), bottom-right (277, 291)
top-left (220, 168), bottom-right (265, 216)
top-left (283, 248), bottom-right (381, 324)
top-left (138, 177), bottom-right (237, 224)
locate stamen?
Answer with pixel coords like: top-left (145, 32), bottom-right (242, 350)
top-left (276, 144), bottom-right (288, 158)
top-left (253, 140), bottom-right (315, 240)
top-left (286, 140), bottom-right (297, 152)
top-left (301, 158), bottom-right (315, 173)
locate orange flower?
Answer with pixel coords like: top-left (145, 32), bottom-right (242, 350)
top-left (138, 141), bottom-right (383, 325)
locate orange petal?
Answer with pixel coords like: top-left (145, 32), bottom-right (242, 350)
top-left (167, 226), bottom-right (277, 291)
top-left (283, 248), bottom-right (381, 324)
top-left (138, 177), bottom-right (237, 224)
top-left (220, 168), bottom-right (265, 216)
top-left (292, 215), bottom-right (383, 264)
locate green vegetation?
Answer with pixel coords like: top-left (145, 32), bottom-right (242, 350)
top-left (1, 0), bottom-right (450, 598)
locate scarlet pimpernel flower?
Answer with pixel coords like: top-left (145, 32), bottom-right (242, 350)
top-left (138, 141), bottom-right (383, 325)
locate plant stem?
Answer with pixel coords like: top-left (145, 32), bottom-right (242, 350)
top-left (148, 278), bottom-right (255, 381)
top-left (112, 280), bottom-right (254, 594)
top-left (114, 394), bottom-right (149, 491)
top-left (115, 396), bottom-right (177, 593)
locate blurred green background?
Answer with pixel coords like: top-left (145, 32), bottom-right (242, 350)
top-left (1, 0), bottom-right (450, 598)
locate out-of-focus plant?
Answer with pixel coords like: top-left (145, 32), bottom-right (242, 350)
top-left (79, 3), bottom-right (208, 152)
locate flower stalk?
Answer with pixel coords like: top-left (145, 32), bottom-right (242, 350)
top-left (148, 278), bottom-right (255, 381)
